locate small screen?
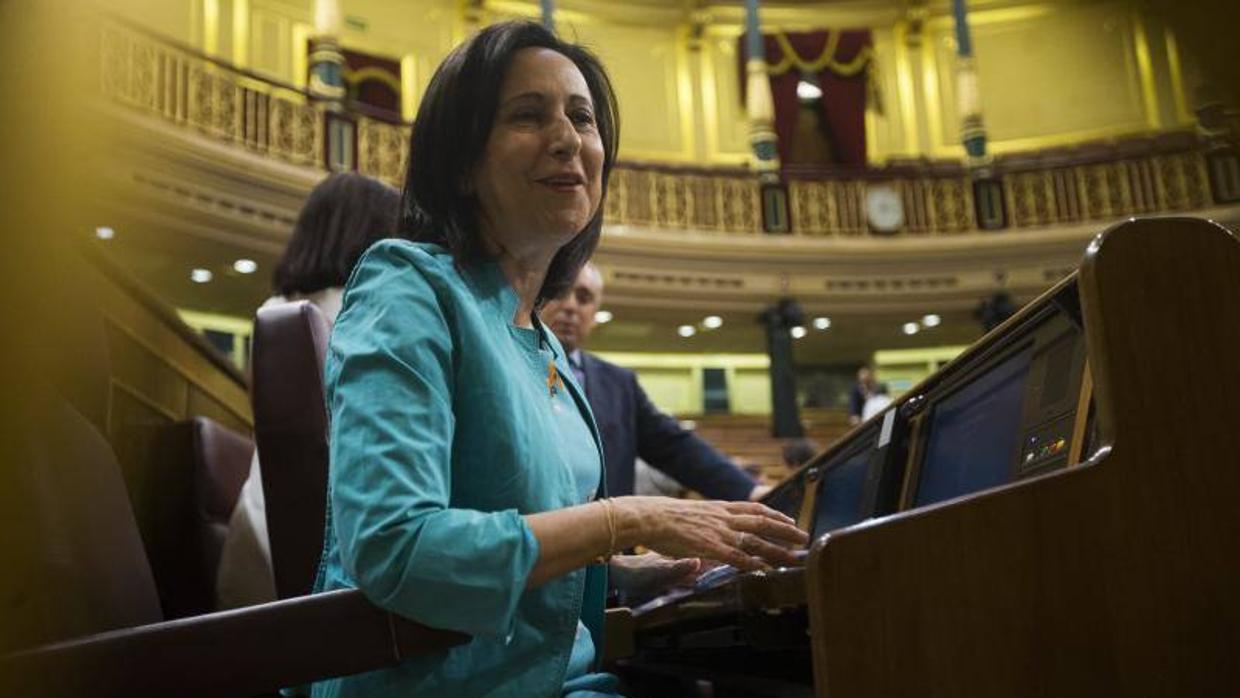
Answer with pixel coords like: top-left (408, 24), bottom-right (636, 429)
top-left (812, 447), bottom-right (871, 539)
top-left (764, 474), bottom-right (805, 520)
top-left (915, 345), bottom-right (1034, 507)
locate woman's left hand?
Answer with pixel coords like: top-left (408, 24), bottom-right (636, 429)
top-left (609, 552), bottom-right (701, 599)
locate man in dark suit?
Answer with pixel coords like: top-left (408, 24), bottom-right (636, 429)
top-left (540, 264), bottom-right (764, 501)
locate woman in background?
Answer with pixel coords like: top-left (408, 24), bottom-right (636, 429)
top-left (215, 172), bottom-right (399, 610)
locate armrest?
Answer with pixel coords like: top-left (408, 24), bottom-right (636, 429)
top-left (1, 589), bottom-right (466, 698)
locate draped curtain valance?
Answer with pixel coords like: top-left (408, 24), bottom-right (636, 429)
top-left (739, 30), bottom-right (876, 167)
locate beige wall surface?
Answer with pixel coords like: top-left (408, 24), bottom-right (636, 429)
top-left (921, 2), bottom-right (1184, 156)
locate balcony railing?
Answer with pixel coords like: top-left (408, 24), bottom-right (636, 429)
top-left (99, 19), bottom-right (1239, 238)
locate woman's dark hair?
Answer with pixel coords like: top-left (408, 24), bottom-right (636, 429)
top-left (273, 172), bottom-right (400, 296)
top-left (401, 21), bottom-right (620, 304)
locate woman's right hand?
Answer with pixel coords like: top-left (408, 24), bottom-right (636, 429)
top-left (612, 496), bottom-right (808, 572)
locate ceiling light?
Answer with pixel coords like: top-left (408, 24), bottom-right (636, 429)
top-left (233, 258), bottom-right (258, 274)
top-left (922, 313), bottom-right (941, 328)
top-left (790, 326), bottom-right (808, 339)
top-left (191, 268), bottom-right (213, 284)
top-left (95, 226), bottom-right (115, 240)
top-left (594, 310), bottom-right (613, 324)
top-left (812, 316), bottom-right (831, 330)
top-left (902, 322), bottom-right (920, 335)
top-left (796, 80), bottom-right (823, 101)
top-left (677, 325), bottom-right (696, 338)
top-left (703, 315), bottom-right (723, 329)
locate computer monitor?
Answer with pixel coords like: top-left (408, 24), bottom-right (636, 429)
top-left (913, 343), bottom-right (1035, 507)
top-left (811, 442), bottom-right (873, 539)
top-left (763, 467), bottom-right (808, 521)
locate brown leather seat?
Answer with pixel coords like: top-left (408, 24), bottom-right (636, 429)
top-left (250, 300), bottom-right (332, 599)
top-left (131, 417), bottom-right (254, 619)
top-left (190, 417), bottom-right (254, 605)
top-left (1, 386), bottom-right (462, 698)
top-left (5, 388), bottom-right (165, 653)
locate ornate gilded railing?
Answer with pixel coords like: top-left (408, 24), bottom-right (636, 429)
top-left (99, 19), bottom-right (1235, 237)
top-left (996, 146), bottom-right (1212, 227)
top-left (100, 18), bottom-right (407, 185)
top-left (604, 165), bottom-right (765, 234)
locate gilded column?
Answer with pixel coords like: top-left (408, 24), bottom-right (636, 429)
top-left (743, 0), bottom-right (780, 182)
top-left (309, 0), bottom-right (346, 102)
top-left (310, 0), bottom-right (353, 172)
top-left (952, 0), bottom-right (987, 164)
top-left (540, 0), bottom-right (555, 31)
top-left (952, 0), bottom-right (1006, 228)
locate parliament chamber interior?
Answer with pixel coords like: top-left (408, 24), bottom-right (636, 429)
top-left (2, 0), bottom-right (1239, 696)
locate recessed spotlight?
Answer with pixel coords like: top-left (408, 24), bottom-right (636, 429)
top-left (812, 316), bottom-right (831, 330)
top-left (95, 226), bottom-right (115, 240)
top-left (191, 268), bottom-right (214, 284)
top-left (790, 326), bottom-right (808, 339)
top-left (677, 325), bottom-right (696, 338)
top-left (922, 313), bottom-right (941, 328)
top-left (233, 258), bottom-right (258, 274)
top-left (902, 322), bottom-right (920, 335)
top-left (594, 310), bottom-right (613, 324)
top-left (703, 315), bottom-right (723, 329)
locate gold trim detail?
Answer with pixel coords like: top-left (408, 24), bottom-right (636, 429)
top-left (292, 22), bottom-right (311, 89)
top-left (1164, 29), bottom-right (1192, 125)
top-left (400, 53), bottom-right (417, 122)
top-left (894, 20), bottom-right (919, 154)
top-left (343, 65), bottom-right (402, 92)
top-left (232, 0), bottom-right (250, 68)
top-left (203, 0), bottom-right (219, 56)
top-left (1132, 13), bottom-right (1161, 130)
top-left (767, 31), bottom-right (874, 77)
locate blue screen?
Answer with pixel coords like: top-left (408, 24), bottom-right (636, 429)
top-left (915, 345), bottom-right (1034, 506)
top-left (812, 448), bottom-right (871, 539)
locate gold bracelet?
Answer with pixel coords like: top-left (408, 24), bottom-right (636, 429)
top-left (594, 498), bottom-right (617, 564)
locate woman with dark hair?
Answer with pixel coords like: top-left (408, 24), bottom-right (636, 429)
top-left (316, 22), bottom-right (805, 698)
top-left (216, 173), bottom-right (400, 610)
top-left (272, 172), bottom-right (403, 319)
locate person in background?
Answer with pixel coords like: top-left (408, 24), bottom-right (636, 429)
top-left (215, 172), bottom-right (400, 610)
top-left (848, 366), bottom-right (877, 425)
top-left (634, 457), bottom-right (687, 498)
top-left (782, 437), bottom-right (821, 472)
top-left (540, 263), bottom-right (772, 502)
top-left (862, 382), bottom-right (894, 422)
top-left (313, 22), bottom-right (806, 698)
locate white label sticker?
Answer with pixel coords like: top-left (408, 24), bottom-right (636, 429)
top-left (878, 408), bottom-right (895, 448)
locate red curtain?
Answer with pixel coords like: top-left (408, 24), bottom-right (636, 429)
top-left (340, 48), bottom-right (402, 118)
top-left (739, 30), bottom-right (873, 167)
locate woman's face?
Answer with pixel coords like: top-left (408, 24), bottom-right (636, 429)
top-left (472, 47), bottom-right (605, 256)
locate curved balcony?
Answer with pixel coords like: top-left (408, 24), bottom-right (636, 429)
top-left (93, 17), bottom-right (1240, 340)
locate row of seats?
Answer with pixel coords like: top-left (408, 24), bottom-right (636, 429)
top-left (1, 300), bottom-right (463, 697)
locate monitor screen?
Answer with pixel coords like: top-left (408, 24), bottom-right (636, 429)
top-left (764, 473), bottom-right (806, 520)
top-left (812, 447), bottom-right (872, 539)
top-left (915, 344), bottom-right (1034, 507)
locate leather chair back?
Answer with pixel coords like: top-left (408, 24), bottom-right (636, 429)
top-left (251, 301), bottom-right (332, 599)
top-left (132, 417), bottom-right (253, 619)
top-left (4, 388), bottom-right (164, 653)
top-left (189, 417), bottom-right (254, 601)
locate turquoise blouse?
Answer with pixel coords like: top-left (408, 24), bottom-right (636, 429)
top-left (311, 240), bottom-right (613, 698)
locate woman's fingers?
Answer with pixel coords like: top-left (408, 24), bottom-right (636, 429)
top-left (724, 500), bottom-right (796, 525)
top-left (733, 514), bottom-right (808, 548)
top-left (714, 542), bottom-right (764, 572)
top-left (740, 532), bottom-right (801, 567)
